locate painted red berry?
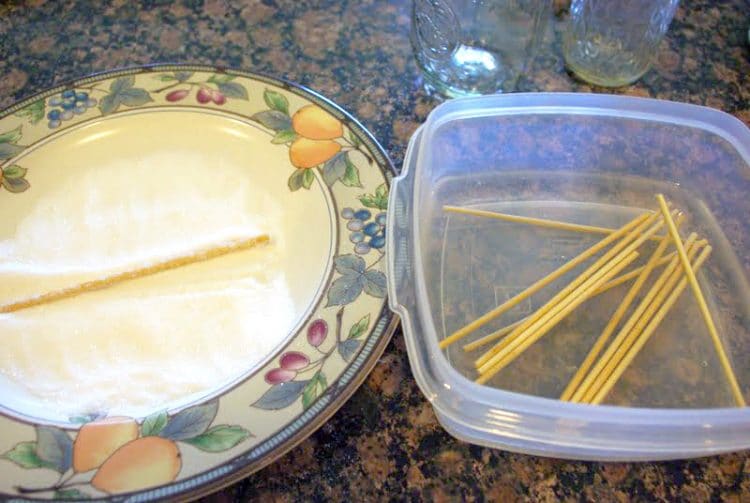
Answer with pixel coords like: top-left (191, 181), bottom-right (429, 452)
top-left (212, 91), bottom-right (226, 105)
top-left (165, 89), bottom-right (189, 102)
top-left (280, 351), bottom-right (310, 371)
top-left (196, 88), bottom-right (212, 104)
top-left (307, 319), bottom-right (328, 347)
top-left (265, 368), bottom-right (296, 385)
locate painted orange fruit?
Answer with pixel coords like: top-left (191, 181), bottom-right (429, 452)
top-left (289, 138), bottom-right (341, 169)
top-left (291, 105), bottom-right (343, 140)
top-left (91, 436), bottom-right (181, 494)
top-left (72, 416), bottom-right (139, 473)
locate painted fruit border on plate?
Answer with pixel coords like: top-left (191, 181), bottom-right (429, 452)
top-left (0, 64), bottom-right (398, 501)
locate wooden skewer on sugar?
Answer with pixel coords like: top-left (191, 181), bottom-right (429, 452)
top-left (0, 235), bottom-right (271, 314)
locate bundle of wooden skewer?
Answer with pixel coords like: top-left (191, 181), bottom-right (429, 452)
top-left (440, 194), bottom-right (746, 407)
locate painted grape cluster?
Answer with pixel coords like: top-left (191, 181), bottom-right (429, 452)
top-left (342, 208), bottom-right (386, 255)
top-left (46, 90), bottom-right (98, 129)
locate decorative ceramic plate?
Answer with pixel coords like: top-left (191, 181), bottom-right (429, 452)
top-left (0, 65), bottom-right (397, 500)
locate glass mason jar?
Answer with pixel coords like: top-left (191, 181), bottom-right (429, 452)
top-left (411, 0), bottom-right (550, 98)
top-left (562, 0), bottom-right (680, 87)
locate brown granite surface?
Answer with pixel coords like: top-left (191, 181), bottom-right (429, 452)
top-left (1, 0), bottom-right (750, 501)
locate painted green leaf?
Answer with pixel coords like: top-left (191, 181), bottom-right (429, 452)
top-left (182, 425), bottom-right (251, 452)
top-left (251, 110), bottom-right (292, 131)
top-left (118, 88), bottom-right (153, 107)
top-left (2, 176), bottom-right (30, 193)
top-left (2, 165), bottom-right (26, 179)
top-left (322, 152), bottom-right (347, 186)
top-left (358, 183), bottom-right (389, 210)
top-left (208, 74), bottom-right (235, 84)
top-left (302, 168), bottom-right (315, 189)
top-left (301, 380), bottom-right (316, 410)
top-left (327, 255), bottom-right (371, 304)
top-left (288, 169), bottom-right (306, 192)
top-left (301, 371), bottom-right (327, 410)
top-left (348, 314), bottom-right (371, 340)
top-left (376, 183), bottom-right (388, 199)
top-left (334, 254), bottom-right (366, 275)
top-left (357, 195), bottom-right (376, 208)
top-left (341, 155), bottom-right (362, 187)
top-left (362, 270), bottom-right (387, 298)
top-left (155, 74), bottom-right (177, 82)
top-left (174, 71), bottom-right (194, 82)
top-left (15, 100), bottom-right (45, 124)
top-left (54, 488), bottom-right (92, 500)
top-left (326, 272), bottom-right (365, 306)
top-left (338, 339), bottom-right (361, 362)
top-left (35, 427), bottom-right (73, 473)
top-left (100, 76), bottom-right (151, 114)
top-left (0, 142), bottom-right (24, 160)
top-left (347, 129), bottom-right (361, 147)
top-left (141, 410), bottom-right (168, 437)
top-left (109, 75), bottom-right (135, 94)
top-left (263, 89), bottom-right (289, 115)
top-left (2, 441), bottom-right (56, 470)
top-left (98, 93), bottom-right (121, 115)
top-left (159, 401), bottom-right (218, 441)
top-left (217, 81), bottom-right (248, 100)
top-left (271, 129), bottom-right (297, 145)
top-left (0, 125), bottom-right (22, 144)
top-left (253, 380), bottom-right (308, 410)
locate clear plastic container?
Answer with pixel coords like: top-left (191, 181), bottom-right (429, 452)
top-left (387, 93), bottom-right (750, 460)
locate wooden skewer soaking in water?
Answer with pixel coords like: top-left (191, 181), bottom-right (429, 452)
top-left (441, 197), bottom-right (746, 407)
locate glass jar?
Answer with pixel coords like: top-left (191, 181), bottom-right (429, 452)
top-left (562, 0), bottom-right (680, 87)
top-left (411, 0), bottom-right (551, 98)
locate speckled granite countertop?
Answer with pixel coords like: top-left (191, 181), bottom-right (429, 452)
top-left (2, 0), bottom-right (750, 500)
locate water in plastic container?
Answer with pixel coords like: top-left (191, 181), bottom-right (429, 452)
top-left (388, 93), bottom-right (750, 460)
top-left (438, 178), bottom-right (748, 409)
